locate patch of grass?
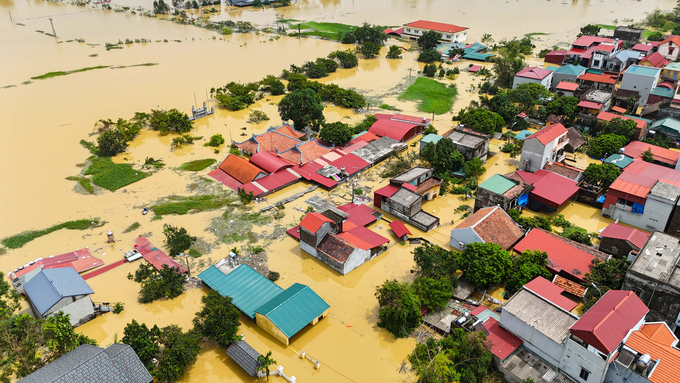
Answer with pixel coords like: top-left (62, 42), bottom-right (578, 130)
top-left (525, 32), bottom-right (549, 37)
top-left (596, 24), bottom-right (617, 31)
top-left (178, 158), bottom-right (217, 171)
top-left (379, 104), bottom-right (401, 111)
top-left (290, 21), bottom-right (355, 39)
top-left (0, 247), bottom-right (6, 256)
top-left (399, 77), bottom-right (458, 114)
top-left (123, 222), bottom-right (140, 233)
top-left (151, 194), bottom-right (237, 217)
top-left (2, 85), bottom-right (16, 89)
top-left (80, 139), bottom-right (99, 155)
top-left (188, 248), bottom-right (201, 258)
top-left (642, 29), bottom-right (658, 38)
top-left (2, 219), bottom-right (102, 249)
top-left (84, 157), bottom-right (150, 191)
top-left (65, 176), bottom-right (95, 194)
top-left (31, 65), bottom-right (110, 80)
top-left (88, 54), bottom-right (98, 57)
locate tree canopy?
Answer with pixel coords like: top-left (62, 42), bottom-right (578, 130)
top-left (193, 291), bottom-right (241, 348)
top-left (459, 242), bottom-right (513, 289)
top-left (386, 45), bottom-right (403, 59)
top-left (329, 50), bottom-right (359, 68)
top-left (148, 109), bottom-right (194, 134)
top-left (544, 96), bottom-right (579, 121)
top-left (418, 31), bottom-right (443, 50)
top-left (508, 83), bottom-right (552, 111)
top-left (319, 122), bottom-right (353, 145)
top-left (582, 163), bottom-right (621, 188)
top-left (458, 108), bottom-right (505, 134)
top-left (491, 45), bottom-right (527, 88)
top-left (122, 319), bottom-right (161, 371)
top-left (163, 224), bottom-right (196, 256)
top-left (420, 139), bottom-right (465, 176)
top-left (582, 258), bottom-right (630, 312)
top-left (156, 325), bottom-right (202, 382)
top-left (278, 88), bottom-right (326, 132)
top-left (586, 133), bottom-right (627, 159)
top-left (353, 22), bottom-right (388, 45)
top-left (411, 244), bottom-right (460, 287)
top-left (578, 24), bottom-right (601, 37)
top-left (133, 263), bottom-right (185, 303)
top-left (487, 92), bottom-right (519, 123)
top-left (412, 277), bottom-right (452, 312)
top-left (603, 117), bottom-right (637, 142)
top-left (375, 280), bottom-right (422, 338)
top-left (505, 250), bottom-right (552, 294)
top-left (417, 48), bottom-right (443, 63)
top-left (214, 82), bottom-right (257, 111)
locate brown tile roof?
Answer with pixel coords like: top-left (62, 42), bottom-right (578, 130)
top-left (543, 162), bottom-right (584, 181)
top-left (235, 131), bottom-right (301, 154)
top-left (414, 177), bottom-right (442, 195)
top-left (317, 234), bottom-right (354, 263)
top-left (274, 124), bottom-right (306, 139)
top-left (547, 115), bottom-right (563, 124)
top-left (454, 206), bottom-right (525, 249)
top-left (218, 154), bottom-right (265, 184)
top-left (296, 140), bottom-right (334, 164)
top-left (566, 127), bottom-right (585, 149)
top-left (500, 172), bottom-right (533, 199)
top-left (553, 275), bottom-right (587, 297)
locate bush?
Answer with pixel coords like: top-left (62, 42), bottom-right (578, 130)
top-left (586, 134), bottom-right (627, 159)
top-left (149, 109), bottom-right (193, 134)
top-left (97, 129), bottom-right (128, 157)
top-left (267, 271), bottom-right (280, 282)
top-left (247, 110), bottom-right (270, 123)
top-left (386, 45), bottom-right (402, 59)
top-left (163, 224), bottom-right (196, 256)
top-left (412, 277), bottom-right (452, 312)
top-left (319, 121), bottom-right (353, 145)
top-left (561, 226), bottom-right (592, 245)
top-left (354, 115), bottom-right (377, 133)
top-left (113, 302), bottom-right (125, 314)
top-left (359, 41), bottom-right (381, 58)
top-left (423, 63), bottom-right (437, 77)
top-left (205, 134), bottom-right (225, 147)
top-left (417, 48), bottom-right (442, 63)
top-left (582, 163), bottom-right (621, 188)
top-left (375, 280), bottom-right (421, 338)
top-left (329, 50), bottom-right (359, 68)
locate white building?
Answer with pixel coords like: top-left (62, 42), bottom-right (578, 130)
top-left (402, 20), bottom-right (468, 43)
top-left (657, 36), bottom-right (680, 61)
top-left (512, 67), bottom-right (553, 89)
top-left (519, 123), bottom-right (568, 173)
top-left (22, 267), bottom-right (95, 326)
top-left (619, 65), bottom-right (661, 106)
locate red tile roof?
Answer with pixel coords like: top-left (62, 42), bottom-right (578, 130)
top-left (600, 223), bottom-right (650, 249)
top-left (482, 318), bottom-right (523, 361)
top-left (624, 140), bottom-right (679, 166)
top-left (597, 111), bottom-right (648, 131)
top-left (524, 276), bottom-right (578, 312)
top-left (514, 66), bottom-right (552, 80)
top-left (611, 106), bottom-right (627, 114)
top-left (218, 154), bottom-right (266, 184)
top-left (578, 72), bottom-right (617, 84)
top-left (374, 184), bottom-right (400, 198)
top-left (249, 151), bottom-right (293, 174)
top-left (337, 203), bottom-right (380, 227)
top-left (235, 130), bottom-right (302, 154)
top-left (273, 124), bottom-right (305, 139)
top-left (299, 212), bottom-right (334, 233)
top-left (525, 123), bottom-right (568, 145)
top-left (317, 234), bottom-right (354, 262)
top-left (208, 168), bottom-right (243, 191)
top-left (543, 162), bottom-right (583, 181)
top-left (661, 35), bottom-right (680, 48)
top-left (517, 169), bottom-right (579, 208)
top-left (632, 43), bottom-right (654, 52)
top-left (578, 100), bottom-right (603, 110)
top-left (369, 114), bottom-right (430, 142)
top-left (513, 228), bottom-right (607, 283)
top-left (570, 290), bottom-right (649, 355)
top-left (626, 325), bottom-right (680, 383)
top-left (553, 275), bottom-right (587, 298)
top-left (135, 236), bottom-right (187, 274)
top-left (337, 226), bottom-right (389, 250)
top-left (389, 220), bottom-right (412, 238)
top-left (556, 82), bottom-right (579, 92)
top-left (453, 206), bottom-right (524, 250)
top-left (404, 20), bottom-right (468, 34)
top-left (640, 51), bottom-right (670, 68)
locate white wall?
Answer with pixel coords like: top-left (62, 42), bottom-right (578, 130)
top-left (300, 241), bottom-right (318, 258)
top-left (499, 310), bottom-right (565, 367)
top-left (659, 42), bottom-right (680, 61)
top-left (512, 74), bottom-right (553, 90)
top-left (620, 71), bottom-right (660, 106)
top-left (450, 227), bottom-right (483, 250)
top-left (403, 27), bottom-right (467, 43)
top-left (608, 197), bottom-right (673, 232)
top-left (343, 248), bottom-right (371, 274)
top-left (46, 296), bottom-right (94, 326)
top-left (559, 338), bottom-right (609, 383)
top-left (519, 137), bottom-right (548, 172)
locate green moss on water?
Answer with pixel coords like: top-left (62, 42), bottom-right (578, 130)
top-left (151, 195), bottom-right (237, 217)
top-left (399, 77), bottom-right (457, 114)
top-left (31, 65), bottom-right (110, 80)
top-left (188, 248), bottom-right (201, 258)
top-left (65, 176), bottom-right (95, 194)
top-left (2, 219), bottom-right (102, 249)
top-left (123, 222), bottom-right (141, 233)
top-left (178, 159), bottom-right (216, 171)
top-left (84, 157), bottom-right (150, 191)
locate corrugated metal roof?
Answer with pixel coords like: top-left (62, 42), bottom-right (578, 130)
top-left (517, 170), bottom-right (579, 208)
top-left (482, 318), bottom-right (523, 361)
top-left (226, 341), bottom-right (261, 377)
top-left (652, 117), bottom-right (680, 134)
top-left (374, 184), bottom-right (400, 198)
top-left (556, 82), bottom-right (579, 91)
top-left (337, 203), bottom-right (381, 227)
top-left (479, 174), bottom-right (516, 195)
top-left (404, 20), bottom-right (468, 34)
top-left (513, 130), bottom-right (534, 141)
top-left (603, 154), bottom-right (635, 169)
top-left (515, 66), bottom-right (552, 80)
top-left (578, 100), bottom-right (603, 110)
top-left (338, 226), bottom-right (390, 250)
top-left (23, 267), bottom-right (94, 316)
top-left (600, 222), bottom-right (650, 249)
top-left (570, 290), bottom-right (648, 355)
top-left (255, 283), bottom-right (330, 338)
top-left (299, 212), bottom-right (334, 233)
top-left (218, 154), bottom-right (266, 184)
top-left (624, 140), bottom-right (679, 165)
top-left (197, 265), bottom-right (282, 319)
top-left (554, 64), bottom-right (587, 75)
top-left (524, 276), bottom-right (578, 312)
top-left (420, 134), bottom-right (443, 144)
top-left (389, 220), bottom-right (411, 238)
top-left (525, 124), bottom-right (567, 145)
top-left (249, 151), bottom-right (293, 174)
top-left (640, 51), bottom-right (670, 68)
top-left (626, 65), bottom-right (661, 77)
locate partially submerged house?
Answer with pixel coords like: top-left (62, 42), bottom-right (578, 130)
top-left (388, 167), bottom-right (442, 201)
top-left (512, 66), bottom-right (553, 89)
top-left (402, 20), bottom-right (468, 43)
top-left (198, 265), bottom-right (329, 345)
top-left (650, 116), bottom-right (680, 142)
top-left (577, 72), bottom-right (617, 92)
top-left (449, 206), bottom-right (524, 251)
top-left (23, 267), bottom-right (95, 326)
top-left (19, 344), bottom-right (153, 383)
top-left (514, 169), bottom-right (580, 212)
top-left (474, 173), bottom-right (533, 212)
top-left (368, 113), bottom-right (431, 142)
top-left (598, 222), bottom-right (650, 258)
top-left (519, 123), bottom-right (568, 173)
top-left (443, 126), bottom-right (491, 162)
top-left (564, 127), bottom-right (585, 153)
top-left (596, 111), bottom-right (649, 140)
top-left (226, 340), bottom-right (263, 378)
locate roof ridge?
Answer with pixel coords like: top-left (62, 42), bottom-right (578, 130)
top-left (51, 345), bottom-right (107, 382)
top-left (471, 206), bottom-right (499, 230)
top-left (265, 284), bottom-right (307, 315)
top-left (591, 292), bottom-right (633, 336)
top-left (44, 269), bottom-right (64, 297)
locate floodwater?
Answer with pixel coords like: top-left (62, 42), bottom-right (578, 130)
top-left (0, 0), bottom-right (668, 381)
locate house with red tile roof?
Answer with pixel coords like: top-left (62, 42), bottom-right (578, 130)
top-left (658, 35), bottom-right (680, 61)
top-left (598, 222), bottom-right (650, 257)
top-left (449, 206), bottom-right (524, 251)
top-left (564, 36), bottom-right (619, 67)
top-left (235, 128), bottom-right (303, 155)
top-left (402, 20), bottom-right (468, 43)
top-left (577, 72), bottom-right (617, 92)
top-left (596, 111), bottom-right (649, 140)
top-left (640, 51), bottom-right (671, 68)
top-left (559, 290), bottom-right (648, 383)
top-left (368, 113), bottom-right (431, 143)
top-left (623, 141), bottom-right (679, 168)
top-left (518, 123), bottom-right (568, 173)
top-left (523, 276), bottom-right (578, 312)
top-left (214, 154), bottom-right (267, 185)
top-left (512, 67), bottom-right (553, 89)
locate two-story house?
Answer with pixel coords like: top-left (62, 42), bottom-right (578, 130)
top-left (402, 20), bottom-right (468, 43)
top-left (620, 65), bottom-right (662, 106)
top-left (657, 36), bottom-right (680, 61)
top-left (512, 66), bottom-right (553, 89)
top-left (519, 123), bottom-right (569, 173)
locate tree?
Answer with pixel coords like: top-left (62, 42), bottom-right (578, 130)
top-left (423, 63), bottom-right (437, 77)
top-left (153, 0), bottom-right (170, 13)
top-left (586, 258), bottom-right (630, 291)
top-left (420, 139), bottom-right (465, 176)
top-left (359, 41), bottom-right (381, 58)
top-left (418, 31), bottom-right (443, 50)
top-left (253, 0), bottom-right (262, 6)
top-left (492, 45), bottom-right (527, 88)
top-left (354, 115), bottom-right (377, 133)
top-left (411, 244), bottom-right (459, 286)
top-left (508, 83), bottom-right (552, 111)
top-left (278, 88), bottom-right (325, 132)
top-left (586, 134), bottom-right (627, 159)
top-left (459, 242), bottom-right (513, 289)
top-left (644, 135), bottom-right (673, 149)
top-left (488, 92), bottom-right (519, 123)
top-left (386, 45), bottom-right (402, 59)
top-left (459, 108), bottom-right (505, 134)
top-left (156, 325), bottom-right (202, 382)
top-left (319, 122), bottom-right (353, 145)
top-left (578, 24), bottom-right (601, 37)
top-left (329, 50), bottom-right (359, 68)
top-left (412, 277), bottom-right (452, 312)
top-left (193, 291), bottom-right (240, 348)
top-left (306, 61), bottom-right (329, 78)
top-left (257, 351), bottom-right (277, 381)
top-left (545, 96), bottom-right (579, 121)
top-left (97, 128), bottom-right (128, 156)
top-left (417, 48), bottom-right (442, 63)
top-left (463, 158), bottom-right (486, 180)
top-left (148, 109), bottom-right (193, 134)
top-left (481, 33), bottom-right (494, 45)
top-left (214, 82), bottom-right (256, 111)
top-left (603, 117), bottom-right (637, 141)
top-left (375, 280), bottom-right (422, 338)
top-left (505, 250), bottom-right (551, 294)
top-left (43, 312), bottom-right (97, 358)
top-left (122, 319), bottom-right (161, 371)
top-left (642, 148), bottom-right (654, 163)
top-left (163, 224), bottom-right (196, 256)
top-left (134, 263), bottom-right (186, 303)
top-left (353, 23), bottom-right (387, 45)
top-left (647, 31), bottom-right (664, 41)
top-left (561, 226), bottom-right (592, 245)
top-left (582, 163), bottom-right (621, 188)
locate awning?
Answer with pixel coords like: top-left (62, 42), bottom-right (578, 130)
top-left (389, 221), bottom-right (412, 238)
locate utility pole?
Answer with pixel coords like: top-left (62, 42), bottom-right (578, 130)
top-left (298, 23), bottom-right (300, 38)
top-left (48, 18), bottom-right (57, 37)
top-left (408, 67), bottom-right (412, 78)
top-left (8, 11), bottom-right (13, 24)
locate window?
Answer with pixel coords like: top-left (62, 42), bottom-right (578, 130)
top-left (670, 47), bottom-right (675, 55)
top-left (579, 368), bottom-right (590, 381)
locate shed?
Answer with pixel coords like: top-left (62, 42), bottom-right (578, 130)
top-left (419, 134), bottom-right (443, 152)
top-left (23, 267), bottom-right (95, 326)
top-left (197, 265), bottom-right (283, 319)
top-left (513, 130), bottom-right (534, 141)
top-left (481, 318), bottom-right (523, 362)
top-left (389, 220), bottom-right (411, 240)
top-left (226, 340), bottom-right (262, 377)
top-left (449, 206), bottom-right (524, 250)
top-left (651, 117), bottom-right (680, 141)
top-left (603, 153), bottom-right (635, 169)
top-left (599, 222), bottom-right (650, 257)
top-left (523, 276), bottom-right (577, 312)
top-left (255, 283), bottom-right (330, 345)
top-left (516, 170), bottom-right (579, 211)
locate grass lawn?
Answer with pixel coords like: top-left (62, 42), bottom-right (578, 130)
top-left (290, 21), bottom-right (355, 39)
top-left (399, 77), bottom-right (458, 115)
top-left (31, 65), bottom-right (109, 80)
top-left (178, 158), bottom-right (217, 171)
top-left (596, 24), bottom-right (617, 31)
top-left (65, 176), bottom-right (94, 194)
top-left (84, 157), bottom-right (150, 191)
top-left (2, 219), bottom-right (102, 249)
top-left (151, 195), bottom-right (237, 217)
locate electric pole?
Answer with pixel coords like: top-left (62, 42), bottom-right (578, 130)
top-left (48, 18), bottom-right (57, 37)
top-left (8, 11), bottom-right (13, 24)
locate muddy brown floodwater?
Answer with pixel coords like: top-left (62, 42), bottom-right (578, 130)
top-left (0, 0), bottom-right (667, 381)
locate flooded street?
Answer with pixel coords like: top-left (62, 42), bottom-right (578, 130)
top-left (0, 0), bottom-right (669, 381)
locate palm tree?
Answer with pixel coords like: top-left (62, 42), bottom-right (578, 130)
top-left (257, 351), bottom-right (276, 381)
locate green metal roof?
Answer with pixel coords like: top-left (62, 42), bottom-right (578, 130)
top-left (513, 130), bottom-right (534, 141)
top-left (626, 65), bottom-right (660, 77)
top-left (463, 52), bottom-right (495, 61)
top-left (554, 64), bottom-right (586, 76)
top-left (651, 87), bottom-right (675, 98)
top-left (603, 153), bottom-right (634, 169)
top-left (652, 117), bottom-right (680, 134)
top-left (545, 65), bottom-right (560, 72)
top-left (479, 174), bottom-right (516, 195)
top-left (255, 283), bottom-right (330, 339)
top-left (664, 62), bottom-right (680, 71)
top-left (420, 134), bottom-right (443, 144)
top-left (198, 265), bottom-right (283, 319)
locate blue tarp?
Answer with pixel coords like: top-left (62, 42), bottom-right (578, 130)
top-left (518, 193), bottom-right (529, 206)
top-left (596, 195), bottom-right (605, 203)
top-left (632, 203), bottom-right (645, 214)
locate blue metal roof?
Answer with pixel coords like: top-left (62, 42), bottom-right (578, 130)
top-left (255, 283), bottom-right (330, 339)
top-left (651, 87), bottom-right (675, 98)
top-left (198, 265), bottom-right (283, 319)
top-left (554, 64), bottom-right (587, 76)
top-left (603, 153), bottom-right (634, 169)
top-left (463, 52), bottom-right (495, 61)
top-left (513, 130), bottom-right (534, 141)
top-left (23, 267), bottom-right (94, 316)
top-left (420, 134), bottom-right (443, 144)
top-left (626, 65), bottom-right (661, 77)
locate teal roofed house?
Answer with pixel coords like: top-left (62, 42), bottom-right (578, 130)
top-left (651, 117), bottom-right (680, 141)
top-left (513, 130), bottom-right (534, 141)
top-left (474, 173), bottom-right (533, 212)
top-left (550, 64), bottom-right (586, 91)
top-left (198, 265), bottom-right (330, 345)
top-left (419, 133), bottom-right (443, 151)
top-left (603, 153), bottom-right (634, 169)
top-left (463, 52), bottom-right (495, 62)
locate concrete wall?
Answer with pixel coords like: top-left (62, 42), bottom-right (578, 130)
top-left (559, 337), bottom-right (609, 383)
top-left (603, 361), bottom-right (651, 383)
top-left (475, 188), bottom-right (512, 212)
top-left (599, 237), bottom-right (637, 258)
top-left (256, 313), bottom-right (290, 345)
top-left (450, 227), bottom-right (483, 250)
top-left (403, 27), bottom-right (467, 43)
top-left (658, 41), bottom-right (680, 61)
top-left (513, 75), bottom-right (553, 90)
top-left (44, 295), bottom-right (95, 326)
top-left (620, 72), bottom-right (660, 106)
top-left (520, 137), bottom-right (551, 173)
top-left (499, 310), bottom-right (564, 368)
top-left (342, 248), bottom-right (371, 275)
top-left (314, 248), bottom-right (345, 274)
top-left (551, 72), bottom-right (582, 91)
top-left (623, 271), bottom-right (680, 331)
top-left (606, 197), bottom-right (673, 232)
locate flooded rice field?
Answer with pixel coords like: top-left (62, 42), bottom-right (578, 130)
top-left (0, 0), bottom-right (668, 381)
